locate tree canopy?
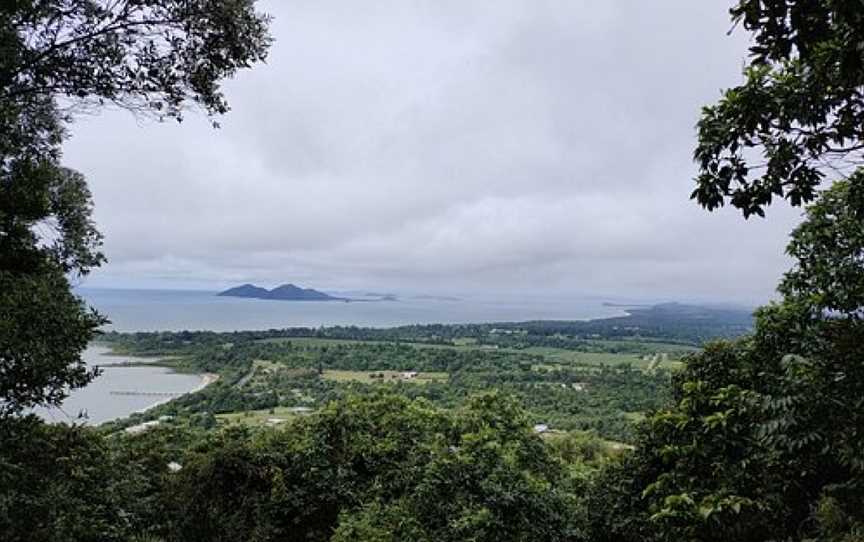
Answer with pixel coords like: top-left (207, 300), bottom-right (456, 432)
top-left (693, 0), bottom-right (864, 217)
top-left (0, 1), bottom-right (271, 121)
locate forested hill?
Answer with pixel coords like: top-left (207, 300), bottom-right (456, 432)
top-left (218, 283), bottom-right (344, 301)
top-left (501, 302), bottom-right (754, 344)
top-left (291, 302), bottom-right (754, 346)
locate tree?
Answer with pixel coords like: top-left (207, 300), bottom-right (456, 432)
top-left (1, 152), bottom-right (107, 415)
top-left (161, 392), bottom-right (578, 542)
top-left (1, 1), bottom-right (272, 121)
top-left (0, 416), bottom-right (137, 541)
top-left (780, 170), bottom-right (864, 317)
top-left (583, 187), bottom-right (864, 540)
top-left (581, 2), bottom-right (864, 539)
top-left (692, 0), bottom-right (864, 217)
top-left (0, 1), bottom-right (271, 414)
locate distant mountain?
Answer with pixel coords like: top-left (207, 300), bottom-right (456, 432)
top-left (268, 284), bottom-right (342, 301)
top-left (217, 284), bottom-right (270, 298)
top-left (217, 283), bottom-right (345, 301)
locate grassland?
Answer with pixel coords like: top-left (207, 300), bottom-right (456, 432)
top-left (523, 348), bottom-right (683, 370)
top-left (256, 336), bottom-right (689, 372)
top-left (216, 406), bottom-right (311, 427)
top-left (322, 369), bottom-right (448, 384)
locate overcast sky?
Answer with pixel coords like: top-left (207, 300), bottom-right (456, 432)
top-left (64, 0), bottom-right (803, 304)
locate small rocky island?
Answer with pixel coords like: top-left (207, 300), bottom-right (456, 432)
top-left (218, 283), bottom-right (346, 301)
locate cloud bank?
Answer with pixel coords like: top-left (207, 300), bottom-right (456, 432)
top-left (64, 0), bottom-right (803, 304)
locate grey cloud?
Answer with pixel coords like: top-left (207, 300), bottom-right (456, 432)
top-left (63, 0), bottom-right (802, 304)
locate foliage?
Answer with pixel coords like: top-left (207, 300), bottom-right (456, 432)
top-left (0, 0), bottom-right (271, 413)
top-left (0, 415), bottom-right (135, 541)
top-left (1, 155), bottom-right (106, 413)
top-left (780, 171), bottom-right (864, 316)
top-left (0, 2), bottom-right (272, 538)
top-left (1, 0), bottom-right (272, 121)
top-left (582, 186), bottom-right (864, 541)
top-left (102, 334), bottom-right (672, 443)
top-left (693, 0), bottom-right (864, 217)
top-left (0, 269), bottom-right (104, 415)
top-left (590, 3), bottom-right (864, 538)
top-left (151, 392), bottom-right (578, 542)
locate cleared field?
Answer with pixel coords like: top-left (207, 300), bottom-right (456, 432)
top-left (583, 338), bottom-right (701, 353)
top-left (255, 336), bottom-right (688, 371)
top-left (216, 406), bottom-right (312, 427)
top-left (257, 337), bottom-right (368, 347)
top-left (322, 369), bottom-right (448, 384)
top-left (540, 430), bottom-right (635, 454)
top-left (524, 348), bottom-right (682, 370)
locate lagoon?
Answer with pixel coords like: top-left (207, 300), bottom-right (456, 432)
top-left (33, 345), bottom-right (205, 425)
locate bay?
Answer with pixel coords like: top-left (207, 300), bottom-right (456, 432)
top-left (78, 288), bottom-right (635, 332)
top-left (33, 345), bottom-right (205, 425)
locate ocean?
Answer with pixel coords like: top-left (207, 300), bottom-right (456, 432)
top-left (78, 288), bottom-right (633, 332)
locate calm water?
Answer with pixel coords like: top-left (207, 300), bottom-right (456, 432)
top-left (33, 345), bottom-right (204, 425)
top-left (79, 288), bottom-right (632, 332)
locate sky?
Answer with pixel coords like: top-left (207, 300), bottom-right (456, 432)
top-left (63, 0), bottom-right (804, 304)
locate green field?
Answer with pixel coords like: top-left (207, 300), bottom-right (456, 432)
top-left (258, 336), bottom-right (473, 351)
top-left (582, 338), bottom-right (701, 353)
top-left (216, 406), bottom-right (312, 427)
top-left (523, 347), bottom-right (683, 370)
top-left (322, 369), bottom-right (448, 384)
top-left (256, 336), bottom-right (692, 371)
top-left (257, 337), bottom-right (369, 347)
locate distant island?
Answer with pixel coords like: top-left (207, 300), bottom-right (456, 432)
top-left (218, 283), bottom-right (347, 302)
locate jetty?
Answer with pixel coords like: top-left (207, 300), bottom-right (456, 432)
top-left (109, 391), bottom-right (184, 397)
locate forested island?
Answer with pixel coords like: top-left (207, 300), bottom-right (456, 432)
top-left (218, 283), bottom-right (346, 301)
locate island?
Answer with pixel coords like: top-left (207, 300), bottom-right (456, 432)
top-left (217, 283), bottom-right (346, 301)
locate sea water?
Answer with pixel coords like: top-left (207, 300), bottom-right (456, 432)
top-left (78, 288), bottom-right (633, 332)
top-left (33, 345), bottom-right (204, 425)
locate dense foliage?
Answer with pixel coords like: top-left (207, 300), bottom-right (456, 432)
top-left (2, 393), bottom-right (597, 542)
top-left (583, 305), bottom-right (864, 540)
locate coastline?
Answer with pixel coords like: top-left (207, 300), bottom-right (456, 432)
top-left (129, 372), bottom-right (220, 417)
top-left (35, 346), bottom-right (221, 426)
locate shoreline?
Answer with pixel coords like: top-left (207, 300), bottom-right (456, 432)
top-left (129, 372), bottom-right (219, 417)
top-left (35, 346), bottom-right (221, 426)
